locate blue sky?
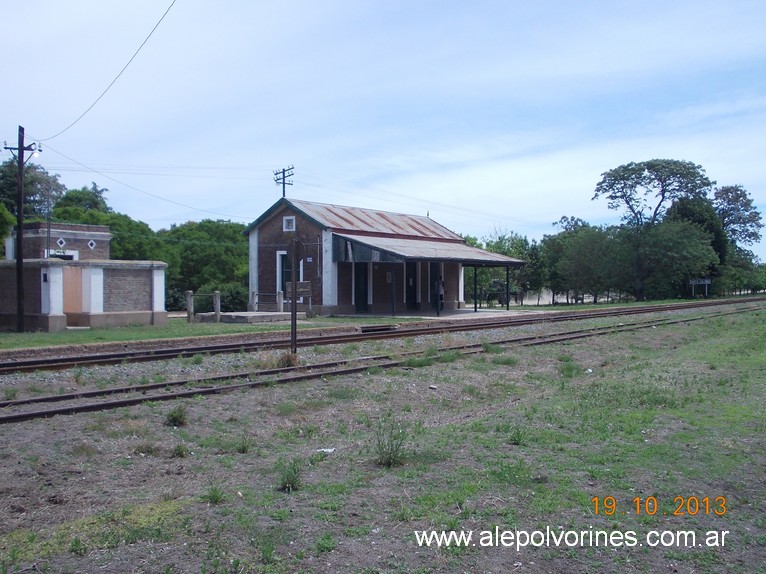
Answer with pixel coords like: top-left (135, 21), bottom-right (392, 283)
top-left (4, 1), bottom-right (765, 260)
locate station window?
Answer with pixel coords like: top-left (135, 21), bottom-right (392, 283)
top-left (283, 216), bottom-right (296, 232)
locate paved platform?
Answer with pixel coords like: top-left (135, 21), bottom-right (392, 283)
top-left (334, 306), bottom-right (546, 321)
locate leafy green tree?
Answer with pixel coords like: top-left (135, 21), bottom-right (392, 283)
top-left (541, 218), bottom-right (593, 304)
top-left (638, 221), bottom-right (719, 299)
top-left (157, 219), bottom-right (248, 294)
top-left (0, 159), bottom-right (66, 218)
top-left (712, 184), bottom-right (763, 247)
top-left (593, 159), bottom-right (715, 300)
top-left (665, 196), bottom-right (728, 269)
top-left (593, 159), bottom-right (714, 227)
top-left (540, 232), bottom-right (568, 303)
top-left (752, 263), bottom-right (766, 294)
top-left (483, 229), bottom-right (530, 303)
top-left (556, 226), bottom-right (613, 303)
top-left (603, 226), bottom-right (638, 300)
top-left (0, 203), bottom-right (14, 257)
top-left (718, 246), bottom-right (760, 295)
top-left (554, 216), bottom-right (589, 232)
top-left (55, 183), bottom-right (111, 213)
top-left (521, 241), bottom-right (546, 305)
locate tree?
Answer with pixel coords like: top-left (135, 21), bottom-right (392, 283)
top-left (0, 203), bottom-right (14, 256)
top-left (0, 159), bottom-right (66, 218)
top-left (483, 228), bottom-right (530, 303)
top-left (638, 221), bottom-right (719, 299)
top-left (593, 159), bottom-right (714, 227)
top-left (593, 159), bottom-right (715, 300)
top-left (157, 219), bottom-right (248, 293)
top-left (540, 232), bottom-right (568, 303)
top-left (55, 183), bottom-right (112, 213)
top-left (521, 241), bottom-right (546, 305)
top-left (553, 216), bottom-right (589, 232)
top-left (556, 226), bottom-right (613, 303)
top-left (712, 184), bottom-right (763, 246)
top-left (665, 196), bottom-right (728, 269)
top-left (718, 246), bottom-right (761, 295)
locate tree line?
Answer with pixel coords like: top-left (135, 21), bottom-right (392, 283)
top-left (2, 158), bottom-right (763, 311)
top-left (467, 159), bottom-right (764, 304)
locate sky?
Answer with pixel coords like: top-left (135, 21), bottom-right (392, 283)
top-left (4, 0), bottom-right (766, 260)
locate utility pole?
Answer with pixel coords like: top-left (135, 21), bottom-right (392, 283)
top-left (274, 165), bottom-right (294, 198)
top-left (4, 126), bottom-right (40, 332)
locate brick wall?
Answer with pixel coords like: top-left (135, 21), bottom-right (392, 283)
top-left (16, 223), bottom-right (111, 260)
top-left (256, 206), bottom-right (324, 303)
top-left (104, 268), bottom-right (151, 311)
top-left (0, 269), bottom-right (15, 313)
top-left (0, 267), bottom-right (41, 314)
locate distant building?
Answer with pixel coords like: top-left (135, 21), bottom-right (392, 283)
top-left (245, 198), bottom-right (523, 314)
top-left (1, 222), bottom-right (167, 332)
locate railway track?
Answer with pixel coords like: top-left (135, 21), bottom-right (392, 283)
top-left (0, 297), bottom-right (763, 375)
top-left (0, 302), bottom-right (760, 425)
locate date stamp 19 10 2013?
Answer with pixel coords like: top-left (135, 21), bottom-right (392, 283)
top-left (592, 496), bottom-right (727, 517)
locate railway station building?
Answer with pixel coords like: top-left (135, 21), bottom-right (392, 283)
top-left (1, 222), bottom-right (167, 332)
top-left (245, 198), bottom-right (523, 315)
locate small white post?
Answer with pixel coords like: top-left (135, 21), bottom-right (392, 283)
top-left (213, 290), bottom-right (221, 323)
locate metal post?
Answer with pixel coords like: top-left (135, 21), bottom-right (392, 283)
top-left (3, 126), bottom-right (43, 331)
top-left (391, 266), bottom-right (397, 316)
top-left (474, 266), bottom-right (478, 312)
top-left (290, 238), bottom-right (298, 355)
top-left (506, 265), bottom-right (510, 311)
top-left (15, 127), bottom-right (26, 332)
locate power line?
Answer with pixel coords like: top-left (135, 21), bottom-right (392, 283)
top-left (39, 0), bottom-right (177, 142)
top-left (41, 142), bottom-right (254, 222)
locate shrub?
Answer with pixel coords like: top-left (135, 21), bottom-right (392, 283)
top-left (171, 444), bottom-right (190, 458)
top-left (275, 457), bottom-right (303, 493)
top-left (276, 352), bottom-right (299, 369)
top-left (201, 485), bottom-right (226, 504)
top-left (373, 411), bottom-right (409, 468)
top-left (165, 404), bottom-right (188, 427)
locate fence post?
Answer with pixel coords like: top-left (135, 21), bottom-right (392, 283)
top-left (277, 290), bottom-right (284, 312)
top-left (213, 290), bottom-right (221, 323)
top-left (185, 290), bottom-right (194, 323)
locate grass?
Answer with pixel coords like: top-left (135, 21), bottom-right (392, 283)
top-left (275, 457), bottom-right (304, 493)
top-left (200, 485), bottom-right (227, 505)
top-left (164, 404), bottom-right (188, 427)
top-left (0, 315), bottom-right (406, 351)
top-left (1, 306), bottom-right (764, 573)
top-left (372, 411), bottom-right (409, 467)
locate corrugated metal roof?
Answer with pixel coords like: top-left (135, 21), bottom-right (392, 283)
top-left (335, 233), bottom-right (524, 265)
top-left (288, 199), bottom-right (462, 240)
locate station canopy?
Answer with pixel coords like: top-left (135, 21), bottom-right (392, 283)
top-left (332, 233), bottom-right (524, 267)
